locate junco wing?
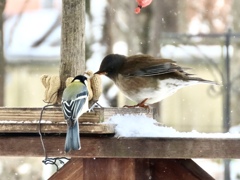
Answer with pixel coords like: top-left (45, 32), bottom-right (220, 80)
top-left (119, 55), bottom-right (190, 77)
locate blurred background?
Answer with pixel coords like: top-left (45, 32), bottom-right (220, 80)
top-left (0, 0), bottom-right (240, 179)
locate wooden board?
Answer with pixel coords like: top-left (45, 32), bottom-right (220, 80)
top-left (0, 107), bottom-right (153, 123)
top-left (49, 158), bottom-right (214, 180)
top-left (0, 123), bottom-right (115, 134)
top-left (0, 107), bottom-right (153, 134)
top-left (0, 136), bottom-right (240, 159)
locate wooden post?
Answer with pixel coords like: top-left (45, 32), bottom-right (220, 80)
top-left (58, 0), bottom-right (85, 101)
top-left (0, 0), bottom-right (6, 106)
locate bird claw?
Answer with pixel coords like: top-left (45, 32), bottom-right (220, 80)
top-left (123, 98), bottom-right (149, 109)
top-left (123, 103), bottom-right (151, 114)
top-left (88, 102), bottom-right (103, 112)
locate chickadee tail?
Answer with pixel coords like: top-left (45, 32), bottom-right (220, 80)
top-left (64, 120), bottom-right (81, 153)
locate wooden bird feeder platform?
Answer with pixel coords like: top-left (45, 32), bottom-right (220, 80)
top-left (0, 107), bottom-right (136, 134)
top-left (0, 107), bottom-right (240, 179)
top-left (0, 106), bottom-right (239, 160)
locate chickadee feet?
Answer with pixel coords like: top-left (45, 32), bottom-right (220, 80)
top-left (88, 101), bottom-right (103, 112)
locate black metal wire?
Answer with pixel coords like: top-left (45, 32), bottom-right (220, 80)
top-left (38, 104), bottom-right (70, 171)
top-left (42, 157), bottom-right (70, 171)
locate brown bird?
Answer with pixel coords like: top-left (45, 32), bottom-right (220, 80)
top-left (95, 54), bottom-right (218, 107)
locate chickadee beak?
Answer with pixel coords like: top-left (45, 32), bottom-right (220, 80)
top-left (94, 71), bottom-right (107, 75)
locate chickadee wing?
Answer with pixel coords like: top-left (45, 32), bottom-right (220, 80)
top-left (125, 63), bottom-right (173, 76)
top-left (62, 82), bottom-right (88, 124)
top-left (62, 92), bottom-right (88, 122)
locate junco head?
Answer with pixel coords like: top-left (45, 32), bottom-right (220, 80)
top-left (95, 54), bottom-right (218, 107)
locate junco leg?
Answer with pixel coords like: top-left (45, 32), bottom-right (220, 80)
top-left (123, 98), bottom-right (149, 108)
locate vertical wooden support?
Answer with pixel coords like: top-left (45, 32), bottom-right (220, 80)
top-left (0, 0), bottom-right (6, 106)
top-left (58, 0), bottom-right (85, 101)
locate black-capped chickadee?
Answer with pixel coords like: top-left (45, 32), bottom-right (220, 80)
top-left (62, 75), bottom-right (89, 153)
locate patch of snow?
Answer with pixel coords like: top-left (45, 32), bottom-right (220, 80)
top-left (103, 114), bottom-right (240, 138)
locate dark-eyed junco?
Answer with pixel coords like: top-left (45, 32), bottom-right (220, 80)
top-left (95, 54), bottom-right (218, 107)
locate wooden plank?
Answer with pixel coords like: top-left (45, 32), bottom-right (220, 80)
top-left (49, 158), bottom-right (213, 180)
top-left (0, 107), bottom-right (100, 123)
top-left (134, 159), bottom-right (152, 179)
top-left (0, 107), bottom-right (153, 123)
top-left (0, 123), bottom-right (115, 134)
top-left (0, 136), bottom-right (240, 159)
top-left (83, 159), bottom-right (135, 180)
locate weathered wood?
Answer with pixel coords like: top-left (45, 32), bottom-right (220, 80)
top-left (49, 158), bottom-right (214, 180)
top-left (0, 123), bottom-right (115, 134)
top-left (49, 158), bottom-right (83, 180)
top-left (83, 159), bottom-right (136, 180)
top-left (58, 0), bottom-right (85, 103)
top-left (0, 136), bottom-right (240, 159)
top-left (0, 107), bottom-right (100, 123)
top-left (0, 107), bottom-right (153, 123)
top-left (0, 107), bottom-right (152, 133)
top-left (151, 159), bottom-right (214, 180)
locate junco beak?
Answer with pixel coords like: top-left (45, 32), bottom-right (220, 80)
top-left (95, 54), bottom-right (218, 108)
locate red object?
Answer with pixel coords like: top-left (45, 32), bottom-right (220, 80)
top-left (135, 0), bottom-right (153, 14)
